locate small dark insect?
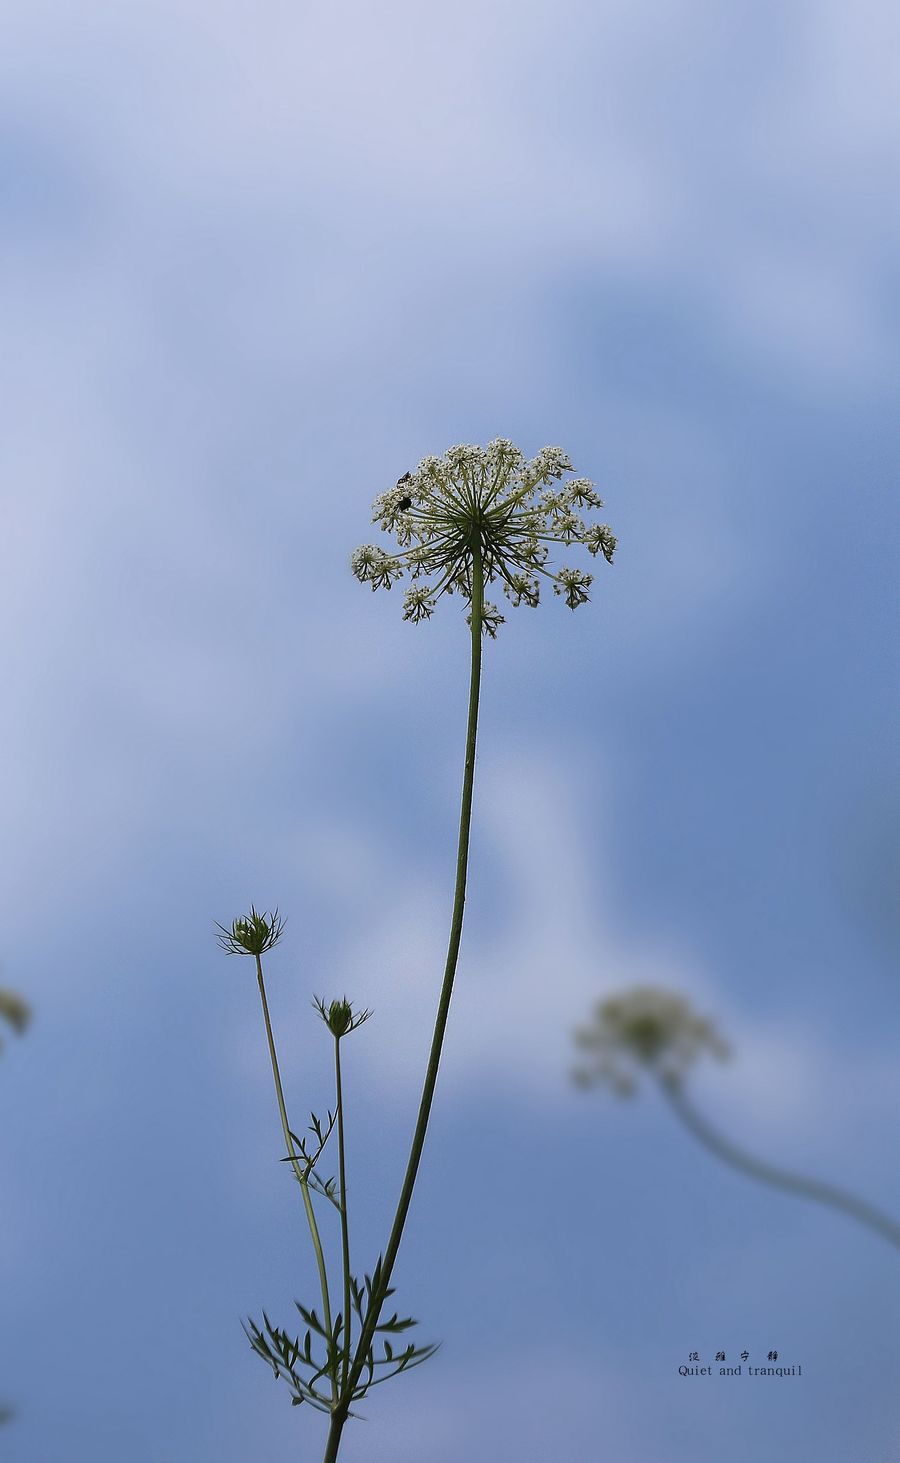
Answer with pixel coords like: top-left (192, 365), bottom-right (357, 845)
top-left (397, 496), bottom-right (412, 511)
top-left (396, 472), bottom-right (412, 485)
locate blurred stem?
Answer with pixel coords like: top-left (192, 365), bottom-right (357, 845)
top-left (323, 542), bottom-right (485, 1461)
top-left (254, 954), bottom-right (337, 1402)
top-left (334, 1034), bottom-right (352, 1393)
top-left (661, 1077), bottom-right (900, 1251)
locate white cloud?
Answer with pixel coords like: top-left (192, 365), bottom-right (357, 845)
top-left (228, 739), bottom-right (900, 1234)
top-left (1, 0), bottom-right (895, 975)
top-left (2, 2), bottom-right (894, 926)
top-left (253, 746), bottom-right (721, 1103)
top-left (2, 0), bottom-right (897, 387)
top-left (350, 1345), bottom-right (647, 1463)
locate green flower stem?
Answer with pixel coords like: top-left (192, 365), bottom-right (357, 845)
top-left (323, 542), bottom-right (485, 1461)
top-left (334, 1034), bottom-right (352, 1393)
top-left (254, 954), bottom-right (337, 1401)
top-left (660, 1077), bottom-right (900, 1251)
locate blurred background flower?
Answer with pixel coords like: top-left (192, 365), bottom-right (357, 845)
top-left (574, 985), bottom-right (900, 1251)
top-left (0, 989), bottom-right (30, 1051)
top-left (1, 3), bottom-right (897, 1460)
top-left (572, 985), bottom-right (730, 1094)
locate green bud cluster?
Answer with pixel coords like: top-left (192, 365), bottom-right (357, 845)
top-left (215, 906), bottom-right (286, 958)
top-left (313, 996), bottom-right (372, 1038)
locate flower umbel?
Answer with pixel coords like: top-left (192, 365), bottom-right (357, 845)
top-left (572, 986), bottom-right (730, 1096)
top-left (216, 907), bottom-right (286, 958)
top-left (351, 440), bottom-right (616, 632)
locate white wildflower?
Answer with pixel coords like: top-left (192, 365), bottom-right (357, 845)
top-left (350, 544), bottom-right (404, 592)
top-left (573, 987), bottom-right (731, 1095)
top-left (553, 567), bottom-right (593, 609)
top-left (351, 438), bottom-right (615, 632)
top-left (466, 600), bottom-right (505, 639)
top-left (583, 524), bottom-right (617, 564)
top-left (402, 585), bottom-right (436, 623)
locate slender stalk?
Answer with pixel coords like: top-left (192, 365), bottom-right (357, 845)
top-left (322, 1413), bottom-right (345, 1463)
top-left (661, 1077), bottom-right (900, 1251)
top-left (323, 542), bottom-right (486, 1460)
top-left (254, 954), bottom-right (337, 1401)
top-left (334, 1034), bottom-right (352, 1392)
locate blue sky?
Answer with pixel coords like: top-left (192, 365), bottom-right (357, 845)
top-left (2, 2), bottom-right (898, 1459)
